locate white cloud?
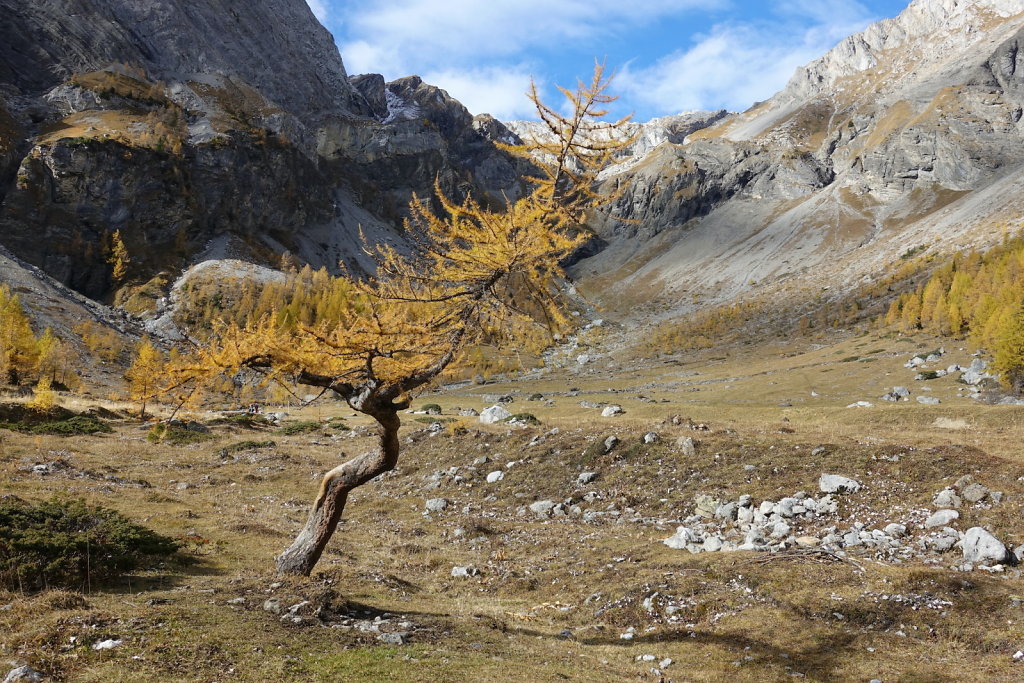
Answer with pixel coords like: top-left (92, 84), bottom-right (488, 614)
top-left (618, 2), bottom-right (878, 114)
top-left (338, 0), bottom-right (724, 77)
top-left (422, 66), bottom-right (537, 119)
top-left (306, 0), bottom-right (328, 22)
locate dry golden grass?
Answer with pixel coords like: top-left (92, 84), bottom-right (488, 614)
top-left (2, 329), bottom-right (1023, 681)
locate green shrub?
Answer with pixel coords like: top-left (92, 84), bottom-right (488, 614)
top-left (505, 413), bottom-right (540, 425)
top-left (207, 414), bottom-right (272, 428)
top-left (0, 497), bottom-right (179, 592)
top-left (274, 421), bottom-right (322, 436)
top-left (0, 416), bottom-right (112, 436)
top-left (917, 370), bottom-right (940, 380)
top-left (421, 403), bottom-right (442, 415)
top-left (414, 416), bottom-right (456, 424)
top-left (148, 422), bottom-right (213, 445)
top-left (219, 439), bottom-right (276, 455)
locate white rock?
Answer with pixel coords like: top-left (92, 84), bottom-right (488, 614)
top-left (601, 405), bottom-right (623, 417)
top-left (93, 639), bottom-right (123, 651)
top-left (485, 470), bottom-right (504, 483)
top-left (924, 509), bottom-right (959, 529)
top-left (479, 405), bottom-right (512, 424)
top-left (933, 488), bottom-right (961, 508)
top-left (819, 474), bottom-right (862, 494)
top-left (962, 527), bottom-right (1009, 565)
top-left (883, 523), bottom-right (907, 538)
top-left (677, 436), bottom-right (696, 456)
top-left (529, 500), bottom-right (556, 518)
top-left (2, 666), bottom-right (45, 683)
top-left (425, 498), bottom-right (448, 512)
top-left (663, 526), bottom-right (700, 549)
top-left (451, 566), bottom-right (480, 578)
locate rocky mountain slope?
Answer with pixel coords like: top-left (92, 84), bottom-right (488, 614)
top-left (0, 0), bottom-right (528, 303)
top-left (578, 0), bottom-right (1024, 319)
top-left (5, 0), bottom-right (1024, 347)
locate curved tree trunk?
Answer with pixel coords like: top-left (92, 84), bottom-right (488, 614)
top-left (275, 410), bottom-right (401, 576)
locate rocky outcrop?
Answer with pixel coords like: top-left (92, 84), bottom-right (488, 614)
top-left (577, 0), bottom-right (1024, 314)
top-left (0, 0), bottom-right (364, 125)
top-left (0, 0), bottom-right (527, 303)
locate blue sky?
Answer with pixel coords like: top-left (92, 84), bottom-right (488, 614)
top-left (306, 0), bottom-right (911, 121)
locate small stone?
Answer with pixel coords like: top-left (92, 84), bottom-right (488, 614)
top-left (924, 509), bottom-right (959, 529)
top-left (485, 471), bottom-right (504, 483)
top-left (663, 526), bottom-right (699, 549)
top-left (643, 432), bottom-right (659, 444)
top-left (677, 436), bottom-right (696, 456)
top-left (916, 396), bottom-right (940, 405)
top-left (883, 523), bottom-right (907, 538)
top-left (962, 527), bottom-right (1009, 565)
top-left (819, 474), bottom-right (861, 494)
top-left (811, 446), bottom-right (826, 456)
top-left (263, 598), bottom-right (282, 614)
top-left (577, 472), bottom-right (598, 485)
top-left (604, 435), bottom-right (619, 452)
top-left (601, 405), bottom-right (623, 418)
top-left (378, 632), bottom-right (408, 645)
top-left (694, 495), bottom-right (720, 518)
top-left (460, 408), bottom-right (480, 417)
top-left (620, 631), bottom-right (634, 640)
top-left (226, 597), bottom-right (246, 605)
top-left (92, 639), bottom-right (123, 651)
top-left (933, 488), bottom-right (961, 509)
top-left (703, 536), bottom-right (724, 552)
top-left (795, 536), bottom-right (820, 548)
top-left (2, 666), bottom-right (46, 683)
top-left (425, 498), bottom-right (448, 513)
top-left (451, 566), bottom-right (480, 578)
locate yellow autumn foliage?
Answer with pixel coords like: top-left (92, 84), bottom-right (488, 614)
top-left (160, 64), bottom-right (633, 410)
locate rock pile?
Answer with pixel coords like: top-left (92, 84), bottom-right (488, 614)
top-left (663, 473), bottom-right (1018, 571)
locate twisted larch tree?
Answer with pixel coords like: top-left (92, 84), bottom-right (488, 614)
top-left (161, 63), bottom-right (633, 576)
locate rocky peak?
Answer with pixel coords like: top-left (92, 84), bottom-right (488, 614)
top-left (0, 0), bottom-right (364, 126)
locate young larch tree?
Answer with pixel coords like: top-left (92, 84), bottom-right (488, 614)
top-left (161, 63), bottom-right (633, 576)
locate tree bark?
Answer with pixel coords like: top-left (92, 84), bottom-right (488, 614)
top-left (275, 409), bottom-right (401, 576)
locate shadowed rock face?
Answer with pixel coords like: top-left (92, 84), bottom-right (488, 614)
top-left (0, 0), bottom-right (529, 300)
top-left (0, 0), bottom-right (363, 124)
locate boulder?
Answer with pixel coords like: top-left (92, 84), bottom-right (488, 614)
top-left (663, 526), bottom-right (700, 549)
top-left (485, 470), bottom-right (504, 483)
top-left (819, 474), bottom-right (862, 494)
top-left (933, 488), bottom-right (961, 508)
top-left (425, 498), bottom-right (448, 512)
top-left (677, 436), bottom-right (696, 456)
top-left (961, 482), bottom-right (989, 503)
top-left (601, 405), bottom-right (623, 417)
top-left (479, 405), bottom-right (512, 424)
top-left (925, 509), bottom-right (959, 528)
top-left (577, 472), bottom-right (598, 485)
top-left (529, 500), bottom-right (556, 518)
top-left (961, 527), bottom-right (1010, 565)
top-left (3, 667), bottom-right (46, 683)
